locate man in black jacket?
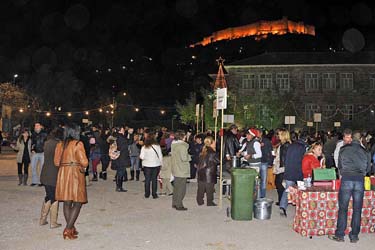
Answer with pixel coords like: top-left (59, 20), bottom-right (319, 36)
top-left (279, 132), bottom-right (308, 217)
top-left (224, 124), bottom-right (240, 171)
top-left (329, 130), bottom-right (371, 243)
top-left (30, 122), bottom-right (47, 186)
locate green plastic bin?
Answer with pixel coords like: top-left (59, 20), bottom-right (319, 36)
top-left (230, 168), bottom-right (258, 220)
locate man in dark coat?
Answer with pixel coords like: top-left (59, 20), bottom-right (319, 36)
top-left (329, 130), bottom-right (371, 243)
top-left (258, 129), bottom-right (274, 198)
top-left (223, 124), bottom-right (240, 171)
top-left (279, 132), bottom-right (309, 217)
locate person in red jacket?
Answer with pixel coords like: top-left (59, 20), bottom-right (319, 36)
top-left (302, 142), bottom-right (324, 178)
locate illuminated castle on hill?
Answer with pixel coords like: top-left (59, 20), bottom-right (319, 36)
top-left (190, 17), bottom-right (315, 47)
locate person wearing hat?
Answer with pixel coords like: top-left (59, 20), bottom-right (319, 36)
top-left (241, 128), bottom-right (262, 170)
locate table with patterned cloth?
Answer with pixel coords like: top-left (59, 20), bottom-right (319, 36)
top-left (287, 186), bottom-right (375, 237)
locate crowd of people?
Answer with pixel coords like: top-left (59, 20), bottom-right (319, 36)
top-left (10, 121), bottom-right (374, 241)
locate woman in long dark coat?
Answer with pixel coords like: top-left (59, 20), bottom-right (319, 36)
top-left (113, 126), bottom-right (131, 192)
top-left (40, 128), bottom-right (64, 228)
top-left (196, 136), bottom-right (219, 206)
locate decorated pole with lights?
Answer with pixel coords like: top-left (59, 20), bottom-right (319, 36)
top-left (214, 57), bottom-right (228, 209)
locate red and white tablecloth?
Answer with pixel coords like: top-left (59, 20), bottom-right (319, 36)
top-left (288, 186), bottom-right (375, 237)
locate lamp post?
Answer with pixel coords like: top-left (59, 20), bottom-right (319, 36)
top-left (13, 74), bottom-right (18, 84)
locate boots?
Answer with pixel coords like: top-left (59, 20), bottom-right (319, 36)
top-left (50, 201), bottom-right (62, 228)
top-left (40, 200), bottom-right (52, 226)
top-left (99, 171), bottom-right (107, 180)
top-left (23, 174), bottom-right (28, 186)
top-left (85, 175), bottom-right (91, 186)
top-left (116, 176), bottom-right (127, 192)
top-left (92, 172), bottom-right (98, 181)
top-left (130, 170), bottom-right (135, 181)
top-left (136, 170), bottom-right (140, 181)
top-left (18, 174), bottom-right (23, 185)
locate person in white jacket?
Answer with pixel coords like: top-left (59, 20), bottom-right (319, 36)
top-left (140, 133), bottom-right (163, 199)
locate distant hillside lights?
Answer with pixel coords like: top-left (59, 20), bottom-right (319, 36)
top-left (190, 17), bottom-right (315, 47)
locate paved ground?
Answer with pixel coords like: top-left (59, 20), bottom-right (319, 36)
top-left (0, 147), bottom-right (373, 250)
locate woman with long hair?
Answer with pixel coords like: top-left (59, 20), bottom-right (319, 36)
top-left (15, 129), bottom-right (31, 185)
top-left (196, 136), bottom-right (219, 206)
top-left (40, 128), bottom-right (64, 229)
top-left (54, 125), bottom-right (88, 240)
top-left (302, 142), bottom-right (325, 178)
top-left (273, 129), bottom-right (291, 212)
top-left (140, 132), bottom-right (163, 199)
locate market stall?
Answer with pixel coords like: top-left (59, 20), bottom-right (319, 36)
top-left (288, 186), bottom-right (375, 237)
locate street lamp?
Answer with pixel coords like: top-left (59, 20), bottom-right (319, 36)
top-left (13, 74), bottom-right (18, 84)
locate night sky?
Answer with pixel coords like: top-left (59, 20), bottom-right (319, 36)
top-left (1, 0), bottom-right (375, 115)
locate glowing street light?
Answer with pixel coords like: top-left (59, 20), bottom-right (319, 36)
top-left (135, 108), bottom-right (139, 112)
top-left (99, 108), bottom-right (103, 112)
top-left (46, 112), bottom-right (51, 117)
top-left (110, 104), bottom-right (114, 109)
top-left (123, 92), bottom-right (127, 96)
top-left (67, 112), bottom-right (72, 117)
top-left (160, 110), bottom-right (166, 115)
top-left (19, 108), bottom-right (24, 113)
top-left (85, 111), bottom-right (89, 115)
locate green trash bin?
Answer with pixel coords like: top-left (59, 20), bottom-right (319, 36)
top-left (231, 168), bottom-right (258, 220)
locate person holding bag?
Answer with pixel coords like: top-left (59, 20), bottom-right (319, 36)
top-left (54, 125), bottom-right (88, 240)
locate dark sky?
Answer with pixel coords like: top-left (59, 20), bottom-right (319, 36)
top-left (2, 0), bottom-right (375, 112)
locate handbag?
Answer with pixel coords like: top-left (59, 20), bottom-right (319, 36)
top-left (313, 168), bottom-right (336, 181)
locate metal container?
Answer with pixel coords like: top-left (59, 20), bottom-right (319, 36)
top-left (232, 156), bottom-right (240, 168)
top-left (254, 198), bottom-right (273, 220)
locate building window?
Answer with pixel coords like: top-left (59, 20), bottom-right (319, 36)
top-left (341, 104), bottom-right (354, 120)
top-left (276, 73), bottom-right (289, 90)
top-left (257, 104), bottom-right (270, 118)
top-left (322, 104), bottom-right (336, 117)
top-left (370, 73), bottom-right (375, 90)
top-left (340, 73), bottom-right (353, 90)
top-left (258, 73), bottom-right (272, 89)
top-left (305, 103), bottom-right (320, 121)
top-left (322, 73), bottom-right (336, 90)
top-left (242, 74), bottom-right (256, 89)
top-left (305, 73), bottom-right (319, 91)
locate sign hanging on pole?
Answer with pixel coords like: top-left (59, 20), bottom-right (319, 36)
top-left (284, 116), bottom-right (296, 125)
top-left (195, 104), bottom-right (200, 117)
top-left (334, 122), bottom-right (341, 127)
top-left (313, 113), bottom-right (322, 122)
top-left (216, 88), bottom-right (227, 110)
top-left (307, 122), bottom-right (314, 127)
top-left (223, 114), bottom-right (234, 123)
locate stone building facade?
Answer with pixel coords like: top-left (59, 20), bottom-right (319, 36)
top-left (224, 52), bottom-right (375, 130)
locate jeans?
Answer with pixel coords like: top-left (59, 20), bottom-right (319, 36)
top-left (44, 185), bottom-right (56, 203)
top-left (143, 167), bottom-right (160, 197)
top-left (259, 163), bottom-right (268, 198)
top-left (31, 153), bottom-right (44, 184)
top-left (280, 180), bottom-right (296, 210)
top-left (335, 180), bottom-right (364, 240)
top-left (130, 156), bottom-right (140, 171)
top-left (275, 173), bottom-right (285, 203)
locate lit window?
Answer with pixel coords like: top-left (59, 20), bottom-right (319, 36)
top-left (305, 73), bottom-right (319, 91)
top-left (322, 73), bottom-right (336, 90)
top-left (340, 73), bottom-right (353, 90)
top-left (276, 73), bottom-right (289, 90)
